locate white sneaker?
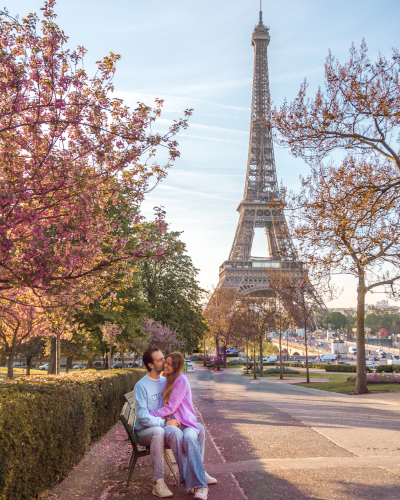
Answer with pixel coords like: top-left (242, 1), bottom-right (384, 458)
top-left (152, 478), bottom-right (173, 498)
top-left (194, 487), bottom-right (208, 500)
top-left (205, 472), bottom-right (217, 485)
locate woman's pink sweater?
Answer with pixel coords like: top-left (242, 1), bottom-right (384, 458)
top-left (150, 373), bottom-right (199, 434)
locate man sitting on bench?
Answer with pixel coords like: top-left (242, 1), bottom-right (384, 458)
top-left (134, 348), bottom-right (182, 498)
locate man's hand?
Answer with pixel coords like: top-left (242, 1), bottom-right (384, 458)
top-left (165, 419), bottom-right (180, 427)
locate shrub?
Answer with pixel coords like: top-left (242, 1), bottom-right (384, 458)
top-left (376, 365), bottom-right (393, 373)
top-left (274, 362), bottom-right (326, 370)
top-left (0, 368), bottom-right (146, 500)
top-left (324, 365), bottom-right (371, 372)
top-left (265, 367), bottom-right (300, 374)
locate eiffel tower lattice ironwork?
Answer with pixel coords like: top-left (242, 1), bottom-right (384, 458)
top-left (217, 7), bottom-right (297, 296)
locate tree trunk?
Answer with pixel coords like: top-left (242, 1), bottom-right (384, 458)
top-left (223, 345), bottom-right (227, 368)
top-left (356, 273), bottom-right (368, 394)
top-left (108, 345), bottom-right (113, 370)
top-left (86, 358), bottom-right (94, 369)
top-left (203, 338), bottom-right (206, 367)
top-left (216, 337), bottom-right (220, 371)
top-left (7, 353), bottom-right (14, 379)
top-left (48, 337), bottom-right (57, 375)
top-left (245, 338), bottom-right (249, 374)
top-left (26, 355), bottom-right (32, 376)
top-left (259, 334), bottom-right (264, 377)
top-left (305, 316), bottom-right (310, 383)
top-left (55, 333), bottom-right (60, 375)
top-left (279, 332), bottom-right (283, 380)
top-left (253, 341), bottom-right (257, 380)
top-left (66, 357), bottom-right (73, 372)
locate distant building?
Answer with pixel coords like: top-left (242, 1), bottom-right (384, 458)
top-left (376, 299), bottom-right (389, 308)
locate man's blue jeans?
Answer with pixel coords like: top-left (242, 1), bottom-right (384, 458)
top-left (137, 426), bottom-right (183, 482)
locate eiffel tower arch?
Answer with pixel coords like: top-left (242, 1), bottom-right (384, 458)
top-left (217, 7), bottom-right (298, 297)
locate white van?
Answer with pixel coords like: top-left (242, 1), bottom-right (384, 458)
top-left (348, 346), bottom-right (357, 355)
top-left (319, 353), bottom-right (336, 362)
top-left (263, 355), bottom-right (278, 363)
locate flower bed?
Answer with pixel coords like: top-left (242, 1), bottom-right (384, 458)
top-left (347, 373), bottom-right (400, 384)
top-left (0, 368), bottom-right (146, 500)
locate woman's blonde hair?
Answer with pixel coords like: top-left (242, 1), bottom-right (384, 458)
top-left (163, 352), bottom-right (185, 404)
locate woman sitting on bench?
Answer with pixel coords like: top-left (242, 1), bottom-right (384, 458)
top-left (150, 352), bottom-right (216, 500)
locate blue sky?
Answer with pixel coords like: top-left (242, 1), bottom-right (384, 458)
top-left (12, 0), bottom-right (400, 307)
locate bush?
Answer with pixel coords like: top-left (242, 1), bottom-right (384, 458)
top-left (265, 367), bottom-right (300, 374)
top-left (0, 368), bottom-right (146, 500)
top-left (274, 362), bottom-right (326, 370)
top-left (324, 365), bottom-right (371, 372)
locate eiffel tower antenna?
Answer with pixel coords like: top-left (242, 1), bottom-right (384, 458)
top-left (216, 8), bottom-right (297, 296)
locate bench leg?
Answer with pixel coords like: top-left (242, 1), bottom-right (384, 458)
top-left (164, 449), bottom-right (179, 484)
top-left (126, 452), bottom-right (138, 487)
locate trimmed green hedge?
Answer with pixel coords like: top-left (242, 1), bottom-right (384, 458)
top-left (0, 368), bottom-right (146, 500)
top-left (324, 365), bottom-right (371, 372)
top-left (376, 365), bottom-right (400, 373)
top-left (273, 362), bottom-right (326, 370)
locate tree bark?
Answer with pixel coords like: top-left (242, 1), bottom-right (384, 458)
top-left (305, 315), bottom-right (310, 384)
top-left (245, 338), bottom-right (249, 373)
top-left (66, 357), bottom-right (73, 372)
top-left (223, 345), bottom-right (227, 369)
top-left (55, 333), bottom-right (60, 375)
top-left (260, 334), bottom-right (264, 377)
top-left (216, 337), bottom-right (220, 371)
top-left (279, 331), bottom-right (283, 380)
top-left (203, 338), bottom-right (206, 367)
top-left (26, 355), bottom-right (32, 376)
top-left (7, 353), bottom-right (14, 379)
top-left (253, 341), bottom-right (257, 380)
top-left (356, 273), bottom-right (369, 394)
top-left (48, 337), bottom-right (57, 374)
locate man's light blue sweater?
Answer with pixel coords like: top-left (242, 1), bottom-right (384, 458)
top-left (134, 374), bottom-right (166, 432)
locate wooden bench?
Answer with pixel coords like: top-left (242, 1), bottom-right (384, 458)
top-left (120, 391), bottom-right (178, 486)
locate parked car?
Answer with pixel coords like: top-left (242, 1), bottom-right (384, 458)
top-left (111, 363), bottom-right (124, 369)
top-left (372, 356), bottom-right (379, 361)
top-left (184, 359), bottom-right (194, 370)
top-left (393, 355), bottom-right (400, 360)
top-left (39, 363), bottom-right (49, 370)
top-left (379, 352), bottom-right (387, 359)
top-left (125, 362), bottom-right (139, 368)
top-left (12, 362), bottom-right (26, 368)
top-left (73, 363), bottom-right (87, 369)
top-left (263, 355), bottom-right (278, 363)
top-left (336, 361), bottom-right (350, 365)
top-left (226, 347), bottom-right (241, 354)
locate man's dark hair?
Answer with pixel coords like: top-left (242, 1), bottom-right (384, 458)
top-left (143, 347), bottom-right (160, 372)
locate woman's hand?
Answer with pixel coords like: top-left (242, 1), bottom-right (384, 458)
top-left (165, 419), bottom-right (180, 427)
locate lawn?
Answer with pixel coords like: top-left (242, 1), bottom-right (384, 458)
top-left (0, 366), bottom-right (46, 381)
top-left (297, 374), bottom-right (400, 394)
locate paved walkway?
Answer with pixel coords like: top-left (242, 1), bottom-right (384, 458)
top-left (46, 367), bottom-right (400, 500)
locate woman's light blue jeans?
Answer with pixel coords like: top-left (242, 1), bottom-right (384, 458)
top-left (181, 423), bottom-right (207, 490)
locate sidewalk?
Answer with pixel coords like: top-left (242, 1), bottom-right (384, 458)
top-left (46, 367), bottom-right (400, 500)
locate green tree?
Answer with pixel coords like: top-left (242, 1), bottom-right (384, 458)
top-left (323, 312), bottom-right (347, 330)
top-left (365, 308), bottom-right (400, 333)
top-left (138, 230), bottom-right (207, 352)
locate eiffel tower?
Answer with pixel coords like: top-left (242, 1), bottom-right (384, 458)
top-left (217, 6), bottom-right (297, 297)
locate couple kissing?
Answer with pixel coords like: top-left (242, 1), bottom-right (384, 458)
top-left (134, 348), bottom-right (217, 499)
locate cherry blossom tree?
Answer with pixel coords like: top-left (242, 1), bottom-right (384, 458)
top-left (0, 1), bottom-right (191, 304)
top-left (0, 291), bottom-right (50, 378)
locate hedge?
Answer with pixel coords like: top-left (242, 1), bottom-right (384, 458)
top-left (273, 362), bottom-right (326, 370)
top-left (0, 368), bottom-right (146, 500)
top-left (324, 365), bottom-right (372, 373)
top-left (376, 365), bottom-right (400, 373)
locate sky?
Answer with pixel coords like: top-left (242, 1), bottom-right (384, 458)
top-left (12, 0), bottom-right (400, 308)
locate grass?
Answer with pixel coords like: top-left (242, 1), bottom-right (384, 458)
top-left (297, 374), bottom-right (400, 394)
top-left (0, 366), bottom-right (46, 381)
